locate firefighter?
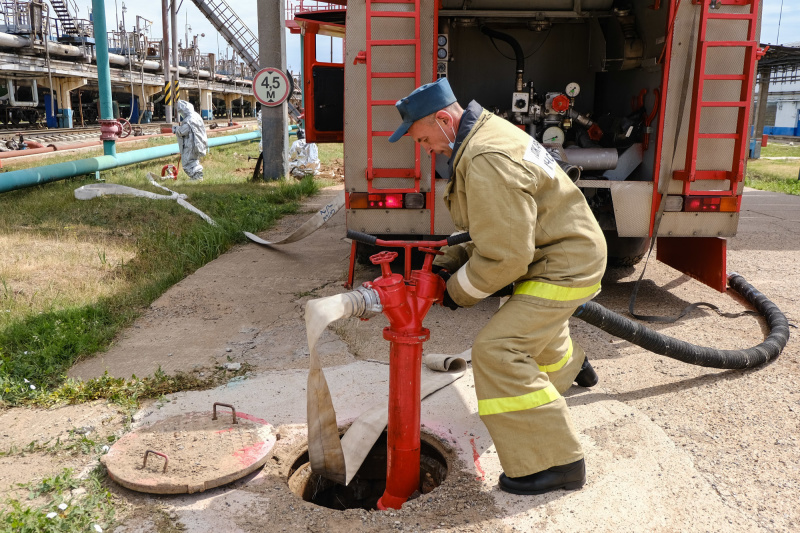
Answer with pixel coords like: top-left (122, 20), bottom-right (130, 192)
top-left (388, 78), bottom-right (606, 495)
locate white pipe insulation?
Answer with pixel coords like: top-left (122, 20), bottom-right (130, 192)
top-left (0, 32), bottom-right (210, 78)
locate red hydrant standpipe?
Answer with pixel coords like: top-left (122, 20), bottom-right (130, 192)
top-left (346, 230), bottom-right (471, 509)
top-left (363, 248), bottom-right (445, 510)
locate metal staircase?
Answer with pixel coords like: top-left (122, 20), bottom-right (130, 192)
top-left (48, 0), bottom-right (78, 35)
top-left (189, 0), bottom-right (258, 72)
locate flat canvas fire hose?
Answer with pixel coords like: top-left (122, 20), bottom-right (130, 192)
top-left (305, 292), bottom-right (469, 485)
top-left (74, 173), bottom-right (217, 226)
top-left (244, 191), bottom-right (345, 246)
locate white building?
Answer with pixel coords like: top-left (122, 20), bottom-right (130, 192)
top-left (762, 41), bottom-right (800, 137)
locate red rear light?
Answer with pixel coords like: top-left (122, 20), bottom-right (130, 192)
top-left (384, 194), bottom-right (403, 208)
top-left (357, 193), bottom-right (404, 209)
top-left (684, 196), bottom-right (733, 212)
top-left (685, 197), bottom-right (703, 211)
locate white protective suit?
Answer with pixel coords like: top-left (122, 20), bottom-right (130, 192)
top-left (173, 100), bottom-right (208, 180)
top-left (288, 133), bottom-right (320, 179)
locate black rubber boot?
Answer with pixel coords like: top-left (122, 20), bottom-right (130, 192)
top-left (498, 459), bottom-right (586, 495)
top-left (575, 357), bottom-right (599, 388)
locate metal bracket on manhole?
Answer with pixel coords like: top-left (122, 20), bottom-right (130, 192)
top-left (142, 449), bottom-right (169, 473)
top-left (212, 402), bottom-right (238, 424)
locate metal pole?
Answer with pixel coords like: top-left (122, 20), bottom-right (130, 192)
top-left (161, 0), bottom-right (172, 123)
top-left (171, 0), bottom-right (179, 115)
top-left (91, 0), bottom-right (116, 157)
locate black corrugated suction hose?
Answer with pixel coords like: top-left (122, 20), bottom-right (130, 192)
top-left (573, 272), bottom-right (790, 369)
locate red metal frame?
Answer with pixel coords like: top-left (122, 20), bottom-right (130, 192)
top-left (673, 0), bottom-right (760, 195)
top-left (301, 20), bottom-right (346, 143)
top-left (286, 1), bottom-right (345, 33)
top-left (649, 0), bottom-right (677, 234)
top-left (365, 0), bottom-right (422, 193)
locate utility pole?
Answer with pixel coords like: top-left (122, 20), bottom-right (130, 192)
top-left (161, 0), bottom-right (172, 123)
top-left (257, 1), bottom-right (288, 180)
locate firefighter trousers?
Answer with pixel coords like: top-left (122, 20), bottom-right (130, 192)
top-left (472, 295), bottom-right (586, 478)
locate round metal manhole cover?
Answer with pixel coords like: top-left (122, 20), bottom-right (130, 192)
top-left (102, 403), bottom-right (276, 494)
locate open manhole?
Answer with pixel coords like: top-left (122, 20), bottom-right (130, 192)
top-left (287, 431), bottom-right (449, 510)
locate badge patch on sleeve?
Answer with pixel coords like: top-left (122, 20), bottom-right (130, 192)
top-left (523, 138), bottom-right (557, 179)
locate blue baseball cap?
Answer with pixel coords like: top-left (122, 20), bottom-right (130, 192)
top-left (388, 78), bottom-right (457, 143)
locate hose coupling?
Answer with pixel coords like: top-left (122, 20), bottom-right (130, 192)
top-left (348, 286), bottom-right (383, 319)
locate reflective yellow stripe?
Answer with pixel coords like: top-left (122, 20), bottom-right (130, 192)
top-left (478, 383), bottom-right (560, 416)
top-left (538, 338), bottom-right (573, 373)
top-left (514, 280), bottom-right (601, 301)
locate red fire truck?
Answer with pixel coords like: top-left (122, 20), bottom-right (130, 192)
top-left (290, 0), bottom-right (766, 291)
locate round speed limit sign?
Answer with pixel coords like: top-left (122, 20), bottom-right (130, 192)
top-left (253, 68), bottom-right (290, 107)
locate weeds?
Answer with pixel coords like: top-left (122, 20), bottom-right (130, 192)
top-left (1, 468), bottom-right (115, 533)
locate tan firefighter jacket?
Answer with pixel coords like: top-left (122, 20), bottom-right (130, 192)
top-left (434, 109), bottom-right (607, 308)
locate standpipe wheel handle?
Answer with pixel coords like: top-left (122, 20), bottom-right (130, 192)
top-left (370, 251), bottom-right (398, 278)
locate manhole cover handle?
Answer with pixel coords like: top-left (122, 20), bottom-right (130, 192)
top-left (142, 449), bottom-right (169, 473)
top-left (212, 402), bottom-right (238, 424)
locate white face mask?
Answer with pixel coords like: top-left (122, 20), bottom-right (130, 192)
top-left (436, 114), bottom-right (456, 150)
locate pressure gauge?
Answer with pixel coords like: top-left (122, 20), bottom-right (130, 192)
top-left (565, 82), bottom-right (581, 98)
top-left (437, 35), bottom-right (448, 47)
top-left (437, 47), bottom-right (448, 59)
top-left (542, 127), bottom-right (566, 146)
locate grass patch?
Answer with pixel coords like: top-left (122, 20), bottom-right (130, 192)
top-left (760, 142), bottom-right (800, 158)
top-left (746, 157), bottom-right (800, 196)
top-left (0, 136), bottom-right (327, 406)
top-left (1, 468), bottom-right (115, 532)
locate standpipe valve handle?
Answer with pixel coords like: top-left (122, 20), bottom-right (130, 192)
top-left (370, 251), bottom-right (399, 278)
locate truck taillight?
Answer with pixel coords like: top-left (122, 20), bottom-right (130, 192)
top-left (350, 193), bottom-right (404, 209)
top-left (382, 194), bottom-right (402, 208)
top-left (684, 196), bottom-right (737, 213)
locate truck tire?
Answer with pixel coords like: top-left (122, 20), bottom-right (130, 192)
top-left (604, 230), bottom-right (650, 267)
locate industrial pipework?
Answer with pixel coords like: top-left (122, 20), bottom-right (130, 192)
top-left (0, 130), bottom-right (261, 194)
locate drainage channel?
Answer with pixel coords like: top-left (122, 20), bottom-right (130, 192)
top-left (286, 431), bottom-right (450, 511)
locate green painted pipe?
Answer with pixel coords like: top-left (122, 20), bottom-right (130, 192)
top-left (0, 130), bottom-right (262, 194)
top-left (91, 0), bottom-right (116, 157)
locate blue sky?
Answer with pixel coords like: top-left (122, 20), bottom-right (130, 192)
top-left (97, 0), bottom-right (799, 71)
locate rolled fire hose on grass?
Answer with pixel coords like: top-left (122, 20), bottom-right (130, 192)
top-left (304, 239), bottom-right (789, 484)
top-left (244, 191), bottom-right (345, 246)
top-left (74, 173), bottom-right (217, 226)
top-left (305, 289), bottom-right (470, 485)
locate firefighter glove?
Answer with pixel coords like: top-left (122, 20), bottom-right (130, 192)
top-left (441, 288), bottom-right (461, 310)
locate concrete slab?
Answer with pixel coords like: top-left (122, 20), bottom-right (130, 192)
top-left (83, 186), bottom-right (798, 532)
top-left (114, 360), bottom-right (759, 532)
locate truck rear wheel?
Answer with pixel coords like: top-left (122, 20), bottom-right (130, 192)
top-left (604, 230), bottom-right (650, 267)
